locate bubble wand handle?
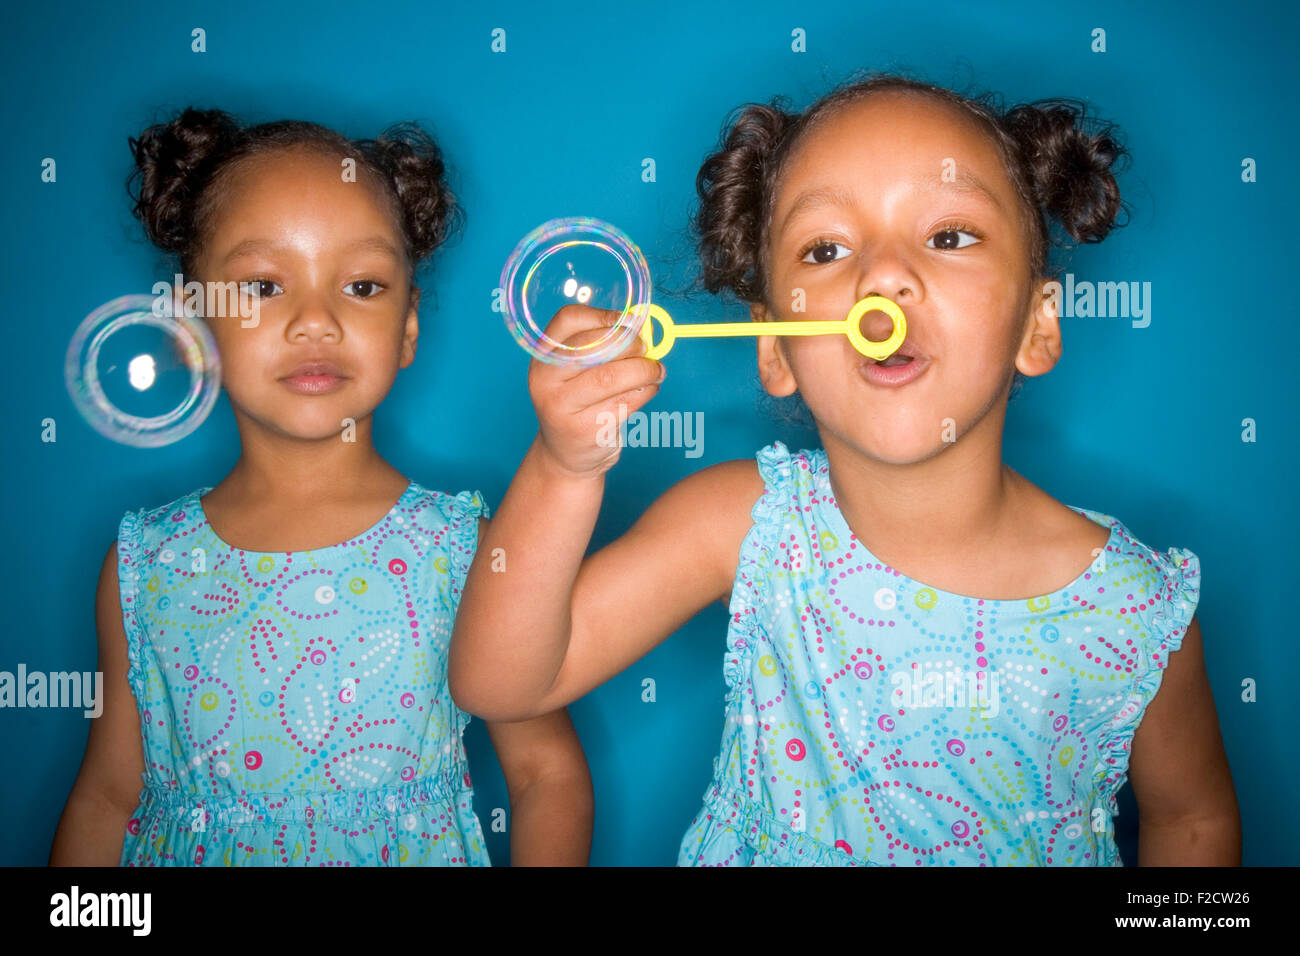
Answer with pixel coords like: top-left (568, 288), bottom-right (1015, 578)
top-left (638, 296), bottom-right (907, 362)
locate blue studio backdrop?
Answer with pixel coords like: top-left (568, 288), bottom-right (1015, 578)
top-left (1, 0), bottom-right (1295, 865)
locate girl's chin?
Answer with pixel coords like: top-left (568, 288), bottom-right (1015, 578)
top-left (233, 407), bottom-right (368, 442)
top-left (841, 426), bottom-right (952, 465)
top-left (863, 444), bottom-right (946, 466)
top-left (273, 424), bottom-right (358, 442)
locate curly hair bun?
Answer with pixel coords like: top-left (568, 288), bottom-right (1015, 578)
top-left (127, 107), bottom-right (240, 258)
top-left (360, 122), bottom-right (461, 265)
top-left (999, 100), bottom-right (1127, 244)
top-left (694, 102), bottom-right (796, 301)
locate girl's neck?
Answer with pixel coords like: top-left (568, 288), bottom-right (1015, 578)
top-left (199, 418), bottom-right (411, 553)
top-left (220, 414), bottom-right (406, 505)
top-left (820, 405), bottom-right (1023, 565)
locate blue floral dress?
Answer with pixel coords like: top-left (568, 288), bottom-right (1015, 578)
top-left (115, 480), bottom-right (493, 866)
top-left (678, 442), bottom-right (1201, 866)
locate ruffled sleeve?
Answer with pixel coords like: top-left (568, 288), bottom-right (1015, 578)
top-left (440, 490), bottom-right (491, 738)
top-left (722, 442), bottom-right (795, 702)
top-left (752, 442), bottom-right (795, 526)
top-left (441, 489), bottom-right (492, 615)
top-left (116, 509), bottom-right (149, 704)
top-left (1091, 544), bottom-right (1202, 830)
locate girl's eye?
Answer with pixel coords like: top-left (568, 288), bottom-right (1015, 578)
top-left (347, 280), bottom-right (383, 298)
top-left (239, 279), bottom-right (282, 298)
top-left (800, 240), bottom-right (851, 264)
top-left (927, 227), bottom-right (981, 250)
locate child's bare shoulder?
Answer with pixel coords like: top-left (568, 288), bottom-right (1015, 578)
top-left (1015, 477), bottom-right (1114, 591)
top-left (634, 458), bottom-right (766, 604)
top-left (654, 457), bottom-right (765, 526)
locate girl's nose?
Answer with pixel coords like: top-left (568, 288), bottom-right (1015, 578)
top-left (286, 299), bottom-right (342, 342)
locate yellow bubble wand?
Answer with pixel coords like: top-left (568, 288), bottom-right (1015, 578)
top-left (636, 296), bottom-right (906, 362)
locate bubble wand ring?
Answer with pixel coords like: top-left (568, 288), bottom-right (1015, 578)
top-left (65, 293), bottom-right (222, 447)
top-left (637, 296), bottom-right (907, 361)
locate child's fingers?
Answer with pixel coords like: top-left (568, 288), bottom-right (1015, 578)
top-left (541, 305), bottom-right (629, 350)
top-left (565, 355), bottom-right (666, 414)
top-left (553, 323), bottom-right (642, 352)
top-left (534, 308), bottom-right (647, 378)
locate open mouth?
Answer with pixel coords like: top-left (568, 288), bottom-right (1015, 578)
top-left (860, 348), bottom-right (927, 387)
top-left (874, 353), bottom-right (914, 367)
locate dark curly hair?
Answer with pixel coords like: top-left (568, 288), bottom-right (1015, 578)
top-left (693, 71), bottom-right (1130, 406)
top-left (127, 106), bottom-right (463, 282)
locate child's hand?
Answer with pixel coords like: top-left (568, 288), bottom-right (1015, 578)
top-left (528, 305), bottom-right (665, 479)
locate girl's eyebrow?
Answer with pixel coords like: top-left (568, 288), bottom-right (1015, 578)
top-left (781, 186), bottom-right (855, 232)
top-left (220, 236), bottom-right (401, 264)
top-left (918, 169), bottom-right (1003, 210)
top-left (781, 169), bottom-right (1003, 232)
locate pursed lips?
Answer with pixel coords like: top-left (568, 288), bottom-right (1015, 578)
top-left (279, 360), bottom-right (348, 394)
top-left (280, 360), bottom-right (346, 380)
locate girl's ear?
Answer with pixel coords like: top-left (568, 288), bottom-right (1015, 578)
top-left (1014, 278), bottom-right (1064, 378)
top-left (399, 285), bottom-right (420, 368)
top-left (751, 300), bottom-right (799, 397)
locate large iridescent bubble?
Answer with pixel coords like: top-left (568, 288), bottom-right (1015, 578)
top-left (65, 294), bottom-right (221, 447)
top-left (500, 217), bottom-right (651, 368)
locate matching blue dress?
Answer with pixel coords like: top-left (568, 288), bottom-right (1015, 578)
top-left (115, 480), bottom-right (493, 866)
top-left (677, 442), bottom-right (1201, 866)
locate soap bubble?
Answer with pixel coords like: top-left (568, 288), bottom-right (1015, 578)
top-left (500, 217), bottom-right (651, 367)
top-left (65, 294), bottom-right (222, 447)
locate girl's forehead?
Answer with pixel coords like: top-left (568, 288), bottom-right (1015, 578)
top-left (211, 148), bottom-right (397, 227)
top-left (778, 93), bottom-right (1010, 202)
top-left (195, 148), bottom-right (407, 271)
top-left (222, 145), bottom-right (350, 190)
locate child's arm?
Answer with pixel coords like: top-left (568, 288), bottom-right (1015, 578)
top-left (49, 543), bottom-right (147, 865)
top-left (449, 306), bottom-right (763, 721)
top-left (1127, 616), bottom-right (1241, 864)
top-left (483, 708), bottom-right (593, 865)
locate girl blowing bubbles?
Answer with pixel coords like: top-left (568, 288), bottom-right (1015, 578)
top-left (51, 108), bottom-right (592, 866)
top-left (450, 75), bottom-right (1240, 866)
